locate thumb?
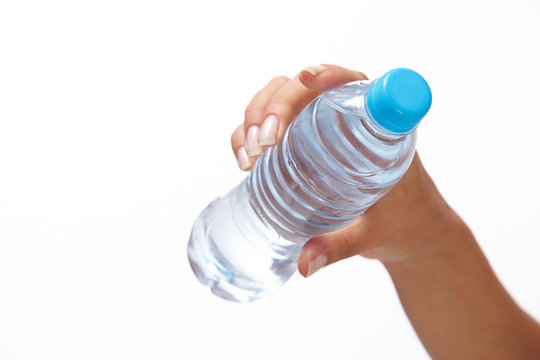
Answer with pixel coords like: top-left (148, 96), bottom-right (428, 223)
top-left (297, 217), bottom-right (374, 277)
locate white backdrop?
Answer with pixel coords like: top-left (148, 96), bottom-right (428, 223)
top-left (1, 0), bottom-right (539, 359)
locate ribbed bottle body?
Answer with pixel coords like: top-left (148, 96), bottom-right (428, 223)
top-left (188, 80), bottom-right (418, 302)
top-left (248, 81), bottom-right (417, 242)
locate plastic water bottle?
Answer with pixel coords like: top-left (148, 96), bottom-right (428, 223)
top-left (188, 68), bottom-right (432, 302)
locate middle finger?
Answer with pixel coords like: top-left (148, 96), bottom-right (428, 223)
top-left (244, 75), bottom-right (319, 157)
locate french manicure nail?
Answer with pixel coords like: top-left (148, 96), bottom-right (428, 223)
top-left (236, 146), bottom-right (252, 170)
top-left (246, 126), bottom-right (263, 157)
top-left (303, 64), bottom-right (326, 76)
top-left (259, 115), bottom-right (278, 146)
top-left (306, 254), bottom-right (327, 277)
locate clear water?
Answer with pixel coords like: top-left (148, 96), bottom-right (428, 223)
top-left (188, 80), bottom-right (417, 302)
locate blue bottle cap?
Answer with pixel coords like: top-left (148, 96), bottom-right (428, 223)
top-left (366, 68), bottom-right (432, 133)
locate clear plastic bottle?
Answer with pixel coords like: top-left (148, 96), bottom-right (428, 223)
top-left (188, 68), bottom-right (432, 302)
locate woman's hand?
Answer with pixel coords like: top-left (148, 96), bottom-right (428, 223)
top-left (230, 64), bottom-right (456, 276)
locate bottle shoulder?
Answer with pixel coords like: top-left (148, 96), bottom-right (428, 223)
top-left (290, 93), bottom-right (416, 187)
top-left (322, 80), bottom-right (419, 139)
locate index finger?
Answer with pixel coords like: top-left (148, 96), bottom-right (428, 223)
top-left (299, 64), bottom-right (368, 92)
top-left (247, 65), bottom-right (369, 155)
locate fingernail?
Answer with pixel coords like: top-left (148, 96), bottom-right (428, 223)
top-left (236, 146), bottom-right (252, 170)
top-left (246, 126), bottom-right (263, 157)
top-left (306, 254), bottom-right (327, 277)
top-left (303, 64), bottom-right (326, 76)
top-left (259, 115), bottom-right (278, 146)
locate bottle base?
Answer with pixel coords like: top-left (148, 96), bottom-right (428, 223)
top-left (188, 212), bottom-right (274, 303)
top-left (187, 185), bottom-right (299, 303)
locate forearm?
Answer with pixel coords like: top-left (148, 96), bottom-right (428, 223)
top-left (384, 211), bottom-right (540, 359)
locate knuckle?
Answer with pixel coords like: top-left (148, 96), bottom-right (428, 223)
top-left (268, 76), bottom-right (290, 86)
top-left (230, 124), bottom-right (244, 150)
top-left (269, 95), bottom-right (290, 108)
top-left (338, 236), bottom-right (356, 260)
top-left (267, 96), bottom-right (294, 117)
top-left (230, 135), bottom-right (237, 150)
top-left (244, 105), bottom-right (263, 122)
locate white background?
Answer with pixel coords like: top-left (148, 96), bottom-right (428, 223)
top-left (1, 0), bottom-right (539, 359)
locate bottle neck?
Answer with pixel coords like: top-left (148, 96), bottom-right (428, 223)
top-left (321, 87), bottom-right (407, 147)
top-left (362, 100), bottom-right (409, 142)
top-left (364, 93), bottom-right (418, 140)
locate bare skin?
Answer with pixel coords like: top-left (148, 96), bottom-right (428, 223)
top-left (230, 64), bottom-right (540, 359)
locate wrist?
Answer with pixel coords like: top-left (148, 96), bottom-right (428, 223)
top-left (380, 209), bottom-right (475, 272)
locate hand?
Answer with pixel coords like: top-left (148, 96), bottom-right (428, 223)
top-left (231, 66), bottom-right (540, 358)
top-left (231, 64), bottom-right (459, 276)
